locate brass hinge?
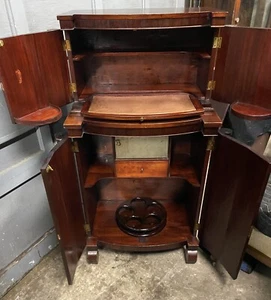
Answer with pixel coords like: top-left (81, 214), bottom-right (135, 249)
top-left (194, 223), bottom-right (201, 231)
top-left (63, 40), bottom-right (71, 51)
top-left (207, 137), bottom-right (215, 151)
top-left (0, 40), bottom-right (4, 47)
top-left (207, 80), bottom-right (216, 91)
top-left (84, 224), bottom-right (91, 234)
top-left (69, 82), bottom-right (77, 94)
top-left (213, 37), bottom-right (222, 49)
top-left (71, 140), bottom-right (79, 153)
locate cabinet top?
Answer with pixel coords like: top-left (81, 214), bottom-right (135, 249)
top-left (57, 7), bottom-right (227, 30)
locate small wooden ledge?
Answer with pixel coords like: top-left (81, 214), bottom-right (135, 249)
top-left (15, 106), bottom-right (62, 126)
top-left (231, 102), bottom-right (271, 121)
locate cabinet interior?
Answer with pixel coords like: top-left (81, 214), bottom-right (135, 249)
top-left (78, 132), bottom-right (206, 247)
top-left (66, 26), bottom-right (216, 250)
top-left (69, 27), bottom-right (214, 99)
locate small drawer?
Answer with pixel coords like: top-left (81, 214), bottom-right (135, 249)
top-left (115, 160), bottom-right (168, 178)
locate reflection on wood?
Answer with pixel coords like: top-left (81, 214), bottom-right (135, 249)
top-left (202, 0), bottom-right (271, 27)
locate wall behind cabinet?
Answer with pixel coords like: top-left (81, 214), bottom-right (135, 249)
top-left (0, 0), bottom-right (185, 296)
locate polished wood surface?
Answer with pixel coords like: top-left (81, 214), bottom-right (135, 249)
top-left (85, 93), bottom-right (203, 121)
top-left (79, 52), bottom-right (209, 98)
top-left (213, 27), bottom-right (271, 110)
top-left (200, 130), bottom-right (271, 279)
top-left (115, 160), bottom-right (169, 178)
top-left (90, 178), bottom-right (197, 251)
top-left (41, 139), bottom-right (86, 284)
top-left (93, 200), bottom-right (191, 251)
top-left (57, 8), bottom-right (227, 29)
top-left (15, 105), bottom-right (62, 125)
top-left (0, 31), bottom-right (70, 125)
top-left (231, 102), bottom-right (271, 120)
top-left (83, 117), bottom-right (202, 136)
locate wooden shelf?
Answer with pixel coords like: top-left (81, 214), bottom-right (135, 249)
top-left (170, 155), bottom-right (200, 187)
top-left (92, 198), bottom-right (193, 251)
top-left (83, 92), bottom-right (204, 122)
top-left (84, 156), bottom-right (200, 189)
top-left (15, 105), bottom-right (62, 126)
top-left (84, 162), bottom-right (114, 188)
top-left (80, 83), bottom-right (204, 99)
top-left (73, 51), bottom-right (211, 62)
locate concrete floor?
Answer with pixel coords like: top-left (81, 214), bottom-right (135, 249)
top-left (2, 247), bottom-right (271, 300)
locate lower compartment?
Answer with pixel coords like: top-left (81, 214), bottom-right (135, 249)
top-left (93, 199), bottom-right (192, 251)
top-left (87, 178), bottom-right (200, 253)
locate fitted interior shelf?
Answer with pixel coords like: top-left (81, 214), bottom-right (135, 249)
top-left (84, 155), bottom-right (200, 189)
top-left (89, 177), bottom-right (197, 251)
top-left (14, 105), bottom-right (62, 126)
top-left (93, 199), bottom-right (192, 250)
top-left (82, 92), bottom-right (204, 122)
top-left (169, 155), bottom-right (200, 187)
top-left (79, 83), bottom-right (205, 99)
top-left (72, 51), bottom-right (211, 62)
top-left (73, 50), bottom-right (210, 100)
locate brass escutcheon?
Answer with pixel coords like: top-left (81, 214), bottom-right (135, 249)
top-left (0, 40), bottom-right (4, 47)
top-left (46, 165), bottom-right (54, 173)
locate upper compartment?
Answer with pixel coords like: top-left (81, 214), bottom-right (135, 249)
top-left (58, 8), bottom-right (226, 136)
top-left (69, 27), bottom-right (215, 99)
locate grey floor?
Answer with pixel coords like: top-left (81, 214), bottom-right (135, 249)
top-left (2, 246), bottom-right (271, 300)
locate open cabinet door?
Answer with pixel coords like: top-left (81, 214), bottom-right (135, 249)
top-left (41, 138), bottom-right (85, 284)
top-left (0, 31), bottom-right (71, 125)
top-left (199, 130), bottom-right (271, 279)
top-left (212, 26), bottom-right (271, 110)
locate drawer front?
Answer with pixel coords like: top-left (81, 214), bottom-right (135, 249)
top-left (115, 160), bottom-right (168, 178)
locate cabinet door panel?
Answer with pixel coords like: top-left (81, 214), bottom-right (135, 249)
top-left (200, 131), bottom-right (270, 279)
top-left (0, 31), bottom-right (70, 124)
top-left (41, 138), bottom-right (85, 284)
top-left (213, 27), bottom-right (271, 110)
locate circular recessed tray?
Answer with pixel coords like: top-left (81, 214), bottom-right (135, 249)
top-left (115, 197), bottom-right (167, 237)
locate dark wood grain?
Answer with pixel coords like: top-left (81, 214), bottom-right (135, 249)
top-left (88, 177), bottom-right (198, 251)
top-left (81, 52), bottom-right (207, 94)
top-left (93, 199), bottom-right (192, 251)
top-left (200, 130), bottom-right (271, 279)
top-left (0, 31), bottom-right (70, 125)
top-left (83, 117), bottom-right (202, 136)
top-left (41, 138), bottom-right (86, 284)
top-left (213, 27), bottom-right (271, 110)
top-left (15, 106), bottom-right (62, 125)
top-left (115, 160), bottom-right (169, 178)
top-left (57, 8), bottom-right (227, 30)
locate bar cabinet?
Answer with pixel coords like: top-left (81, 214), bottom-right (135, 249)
top-left (0, 7), bottom-right (270, 284)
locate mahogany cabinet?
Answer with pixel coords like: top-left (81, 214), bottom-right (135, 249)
top-left (0, 8), bottom-right (270, 284)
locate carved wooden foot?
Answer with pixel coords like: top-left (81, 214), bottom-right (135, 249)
top-left (86, 237), bottom-right (99, 264)
top-left (184, 236), bottom-right (198, 264)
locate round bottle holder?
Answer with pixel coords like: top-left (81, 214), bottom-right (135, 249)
top-left (115, 197), bottom-right (167, 237)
